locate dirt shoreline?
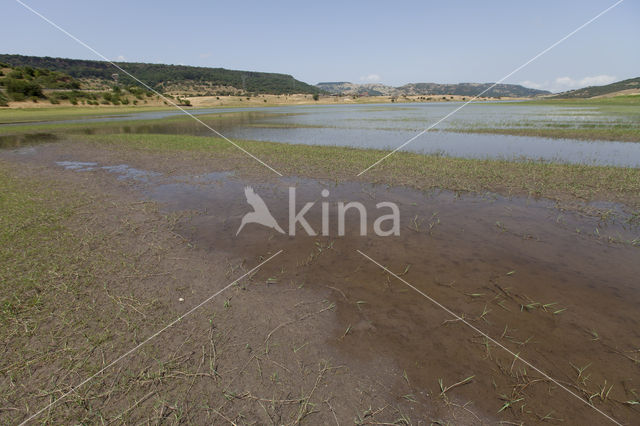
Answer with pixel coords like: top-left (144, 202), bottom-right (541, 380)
top-left (0, 93), bottom-right (522, 111)
top-left (1, 139), bottom-right (638, 424)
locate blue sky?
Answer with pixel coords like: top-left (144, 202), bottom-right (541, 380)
top-left (1, 0), bottom-right (638, 92)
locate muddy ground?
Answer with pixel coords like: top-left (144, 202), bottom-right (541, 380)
top-left (1, 139), bottom-right (639, 425)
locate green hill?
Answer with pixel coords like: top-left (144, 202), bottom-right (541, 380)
top-left (0, 54), bottom-right (319, 95)
top-left (0, 62), bottom-right (160, 106)
top-left (551, 77), bottom-right (640, 98)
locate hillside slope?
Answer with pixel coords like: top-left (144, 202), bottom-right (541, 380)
top-left (0, 54), bottom-right (319, 95)
top-left (0, 62), bottom-right (164, 106)
top-left (551, 77), bottom-right (640, 98)
top-left (316, 82), bottom-right (396, 96)
top-left (400, 82), bottom-right (548, 97)
top-left (316, 81), bottom-right (549, 97)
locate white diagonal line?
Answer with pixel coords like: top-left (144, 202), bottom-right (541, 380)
top-left (357, 0), bottom-right (624, 176)
top-left (18, 249), bottom-right (284, 425)
top-left (15, 0), bottom-right (283, 177)
top-left (356, 249), bottom-right (621, 425)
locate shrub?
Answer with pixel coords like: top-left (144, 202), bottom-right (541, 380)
top-left (23, 66), bottom-right (35, 77)
top-left (7, 69), bottom-right (23, 79)
top-left (313, 93), bottom-right (319, 101)
top-left (0, 91), bottom-right (8, 106)
top-left (5, 79), bottom-right (44, 99)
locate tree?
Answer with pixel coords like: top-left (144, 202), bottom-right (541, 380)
top-left (5, 79), bottom-right (44, 100)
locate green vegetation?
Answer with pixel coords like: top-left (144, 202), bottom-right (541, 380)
top-left (551, 77), bottom-right (640, 98)
top-left (3, 78), bottom-right (45, 100)
top-left (524, 94), bottom-right (640, 106)
top-left (0, 63), bottom-right (156, 106)
top-left (0, 54), bottom-right (320, 95)
top-left (451, 126), bottom-right (640, 142)
top-left (74, 133), bottom-right (640, 209)
top-left (0, 162), bottom-right (184, 424)
top-left (2, 65), bottom-right (79, 89)
top-left (0, 65), bottom-right (82, 102)
top-left (0, 168), bottom-right (77, 340)
top-left (458, 96), bottom-right (640, 141)
top-left (176, 96), bottom-right (192, 106)
top-left (0, 105), bottom-right (169, 123)
top-left (0, 110), bottom-right (256, 135)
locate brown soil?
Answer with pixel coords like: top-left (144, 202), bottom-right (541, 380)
top-left (0, 140), bottom-right (638, 425)
top-left (3, 97), bottom-right (170, 109)
top-left (1, 93), bottom-right (503, 110)
top-left (187, 94), bottom-right (502, 108)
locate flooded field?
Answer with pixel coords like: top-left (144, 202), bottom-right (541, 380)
top-left (1, 136), bottom-right (638, 424)
top-left (165, 175), bottom-right (640, 424)
top-left (3, 102), bottom-right (640, 166)
top-left (2, 1), bottom-right (639, 423)
top-left (1, 96), bottom-right (639, 425)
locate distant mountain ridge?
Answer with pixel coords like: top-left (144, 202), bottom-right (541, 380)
top-left (550, 77), bottom-right (640, 98)
top-left (316, 82), bottom-right (394, 96)
top-left (316, 81), bottom-right (549, 97)
top-left (0, 54), bottom-right (320, 95)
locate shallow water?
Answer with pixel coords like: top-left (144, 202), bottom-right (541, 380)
top-left (2, 102), bottom-right (639, 166)
top-left (48, 157), bottom-right (640, 423)
top-left (3, 99), bottom-right (639, 423)
top-left (56, 161), bottom-right (161, 181)
top-left (0, 132), bottom-right (59, 149)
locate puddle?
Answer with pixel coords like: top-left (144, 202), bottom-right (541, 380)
top-left (51, 158), bottom-right (640, 422)
top-left (56, 161), bottom-right (98, 171)
top-left (148, 174), bottom-right (640, 421)
top-left (56, 161), bottom-right (162, 182)
top-left (0, 133), bottom-right (59, 149)
top-left (100, 164), bottom-right (162, 182)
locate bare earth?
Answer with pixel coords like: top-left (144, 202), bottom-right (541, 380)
top-left (2, 93), bottom-right (505, 110)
